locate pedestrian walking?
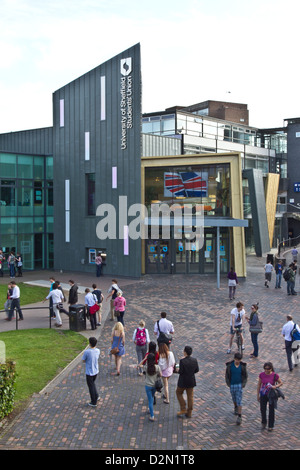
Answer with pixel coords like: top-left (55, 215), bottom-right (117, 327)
top-left (138, 341), bottom-right (159, 368)
top-left (6, 281), bottom-right (23, 321)
top-left (110, 322), bottom-right (125, 376)
top-left (227, 267), bottom-right (238, 300)
top-left (275, 259), bottom-right (283, 288)
top-left (133, 320), bottom-right (150, 376)
top-left (225, 352), bottom-right (248, 425)
top-left (176, 346), bottom-right (199, 419)
top-left (4, 283), bottom-right (13, 319)
top-left (281, 315), bottom-right (300, 371)
top-left (44, 282), bottom-right (64, 327)
top-left (291, 247), bottom-right (298, 262)
top-left (285, 263), bottom-right (297, 295)
top-left (106, 279), bottom-right (122, 321)
top-left (82, 337), bottom-right (100, 407)
top-left (92, 283), bottom-right (103, 326)
top-left (68, 280), bottom-right (78, 306)
top-left (85, 288), bottom-right (98, 330)
top-left (264, 260), bottom-right (273, 288)
top-left (245, 303), bottom-right (260, 358)
top-left (154, 312), bottom-right (174, 345)
top-left (113, 291), bottom-right (126, 325)
top-left (144, 353), bottom-right (161, 422)
top-left (157, 342), bottom-right (175, 404)
top-left (257, 362), bottom-right (283, 432)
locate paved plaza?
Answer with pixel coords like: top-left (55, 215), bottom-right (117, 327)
top-left (0, 255), bottom-right (299, 451)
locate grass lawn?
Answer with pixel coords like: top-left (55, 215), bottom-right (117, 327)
top-left (0, 282), bottom-right (49, 308)
top-left (0, 329), bottom-right (88, 409)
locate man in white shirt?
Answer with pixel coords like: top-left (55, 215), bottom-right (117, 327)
top-left (85, 288), bottom-right (98, 330)
top-left (227, 302), bottom-right (245, 354)
top-left (7, 281), bottom-right (23, 321)
top-left (282, 315), bottom-right (300, 371)
top-left (44, 282), bottom-right (64, 327)
top-left (264, 261), bottom-right (274, 288)
top-left (154, 312), bottom-right (174, 343)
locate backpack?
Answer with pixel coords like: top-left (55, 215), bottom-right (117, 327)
top-left (291, 323), bottom-right (300, 341)
top-left (136, 328), bottom-right (147, 346)
top-left (283, 269), bottom-right (290, 281)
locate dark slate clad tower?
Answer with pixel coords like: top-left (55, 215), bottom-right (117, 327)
top-left (52, 44), bottom-right (142, 277)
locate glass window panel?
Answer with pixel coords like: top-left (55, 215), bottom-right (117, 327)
top-left (34, 156), bottom-right (44, 179)
top-left (47, 216), bottom-right (53, 233)
top-left (145, 163), bottom-right (231, 217)
top-left (34, 217), bottom-right (44, 233)
top-left (244, 158), bottom-right (256, 169)
top-left (46, 156), bottom-right (53, 179)
top-left (18, 155), bottom-right (33, 178)
top-left (17, 234), bottom-right (34, 270)
top-left (18, 217), bottom-right (33, 234)
top-left (17, 186), bottom-right (33, 216)
top-left (257, 159), bottom-right (269, 173)
top-left (0, 154), bottom-right (16, 177)
top-left (0, 182), bottom-right (16, 216)
top-left (0, 235), bottom-right (17, 255)
top-left (0, 217), bottom-right (17, 235)
top-left (161, 118), bottom-right (175, 134)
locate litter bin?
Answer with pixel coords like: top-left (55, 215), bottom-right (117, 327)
top-left (266, 253), bottom-right (274, 265)
top-left (69, 304), bottom-right (86, 332)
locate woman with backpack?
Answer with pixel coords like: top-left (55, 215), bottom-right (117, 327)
top-left (133, 320), bottom-right (150, 376)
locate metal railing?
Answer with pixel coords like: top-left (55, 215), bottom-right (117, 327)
top-left (278, 234), bottom-right (300, 256)
top-left (1, 305), bottom-right (53, 331)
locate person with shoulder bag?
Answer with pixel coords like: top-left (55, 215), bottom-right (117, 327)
top-left (245, 303), bottom-right (262, 358)
top-left (144, 353), bottom-right (161, 422)
top-left (257, 362), bottom-right (283, 432)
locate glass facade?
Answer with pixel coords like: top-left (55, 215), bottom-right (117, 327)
top-left (0, 152), bottom-right (53, 270)
top-left (144, 162), bottom-right (231, 274)
top-left (145, 163), bottom-right (231, 217)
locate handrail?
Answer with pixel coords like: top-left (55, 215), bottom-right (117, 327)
top-left (278, 234), bottom-right (300, 256)
top-left (0, 306), bottom-right (52, 331)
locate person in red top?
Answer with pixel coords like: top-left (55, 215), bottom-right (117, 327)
top-left (138, 341), bottom-right (159, 368)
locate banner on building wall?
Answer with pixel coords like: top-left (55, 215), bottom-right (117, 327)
top-left (164, 171), bottom-right (208, 198)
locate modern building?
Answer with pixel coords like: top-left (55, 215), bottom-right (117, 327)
top-left (0, 43), bottom-right (293, 277)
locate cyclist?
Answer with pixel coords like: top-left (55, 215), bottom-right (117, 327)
top-left (227, 302), bottom-right (245, 354)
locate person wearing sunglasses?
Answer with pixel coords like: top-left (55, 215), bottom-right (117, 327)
top-left (257, 362), bottom-right (283, 432)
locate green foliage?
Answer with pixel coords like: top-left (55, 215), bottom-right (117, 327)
top-left (0, 329), bottom-right (87, 414)
top-left (0, 360), bottom-right (16, 419)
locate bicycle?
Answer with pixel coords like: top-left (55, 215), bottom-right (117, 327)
top-left (233, 327), bottom-right (244, 355)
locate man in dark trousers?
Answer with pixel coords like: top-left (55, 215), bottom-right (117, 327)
top-left (176, 346), bottom-right (199, 418)
top-left (68, 280), bottom-right (78, 306)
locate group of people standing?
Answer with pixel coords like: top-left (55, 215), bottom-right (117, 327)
top-left (0, 250), bottom-right (23, 278)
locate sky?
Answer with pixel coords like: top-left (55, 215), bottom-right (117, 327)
top-left (0, 0), bottom-right (300, 133)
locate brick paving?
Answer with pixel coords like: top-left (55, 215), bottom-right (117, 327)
top-left (0, 255), bottom-right (300, 450)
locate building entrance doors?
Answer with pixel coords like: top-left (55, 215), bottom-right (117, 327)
top-left (145, 228), bottom-right (229, 274)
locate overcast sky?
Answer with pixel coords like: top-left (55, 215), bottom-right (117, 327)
top-left (0, 0), bottom-right (299, 133)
